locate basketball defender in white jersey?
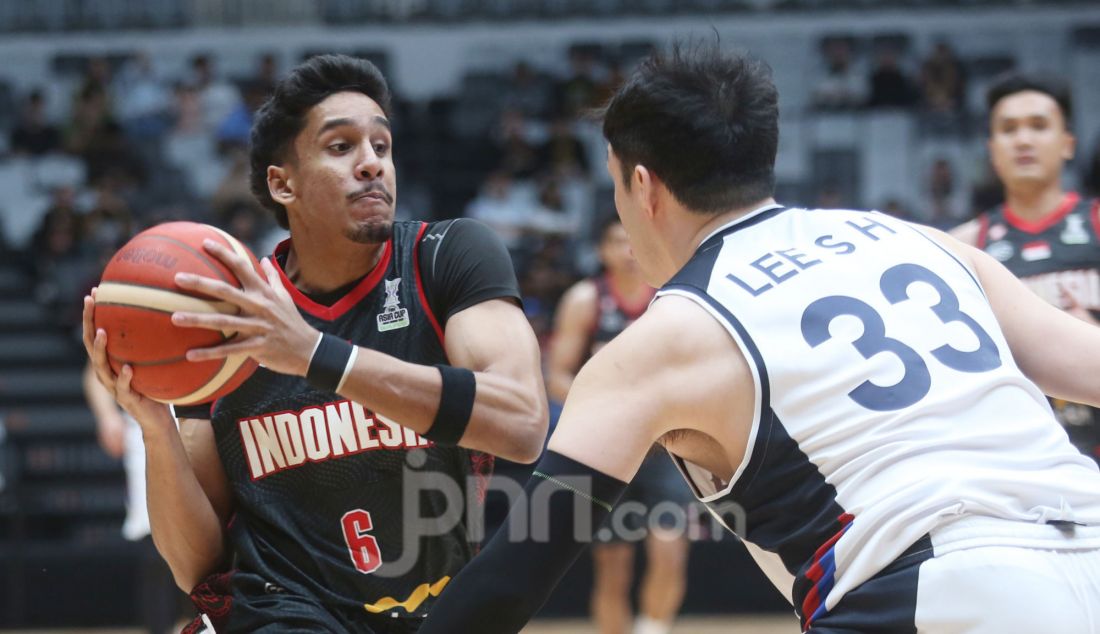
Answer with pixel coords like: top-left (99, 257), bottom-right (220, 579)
top-left (419, 45), bottom-right (1100, 634)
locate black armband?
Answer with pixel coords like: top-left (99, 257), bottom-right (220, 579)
top-left (423, 365), bottom-right (476, 445)
top-left (419, 450), bottom-right (629, 633)
top-left (306, 333), bottom-right (358, 393)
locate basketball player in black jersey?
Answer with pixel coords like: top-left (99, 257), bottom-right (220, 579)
top-left (83, 54), bottom-right (548, 633)
top-left (951, 72), bottom-right (1100, 462)
top-left (547, 215), bottom-right (690, 634)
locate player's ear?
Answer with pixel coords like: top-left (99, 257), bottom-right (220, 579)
top-left (1063, 131), bottom-right (1076, 162)
top-left (634, 164), bottom-right (659, 219)
top-left (268, 165), bottom-right (295, 206)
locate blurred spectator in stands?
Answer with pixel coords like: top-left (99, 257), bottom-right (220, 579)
top-left (83, 201), bottom-right (133, 257)
top-left (81, 56), bottom-right (115, 103)
top-left (538, 116), bottom-right (589, 179)
top-left (254, 51), bottom-right (281, 94)
top-left (9, 88), bottom-right (62, 156)
top-left (920, 41), bottom-right (966, 113)
top-left (65, 81), bottom-right (112, 157)
top-left (926, 157), bottom-right (959, 229)
top-left (867, 46), bottom-right (917, 108)
top-left (556, 46), bottom-right (601, 118)
top-left (170, 81), bottom-right (205, 136)
top-left (502, 61), bottom-right (554, 119)
top-left (812, 37), bottom-right (865, 110)
top-left (30, 187), bottom-right (88, 327)
top-left (189, 53), bottom-right (242, 133)
top-left (83, 121), bottom-right (146, 190)
top-left (493, 108), bottom-right (542, 180)
top-left (113, 52), bottom-right (171, 141)
top-left (880, 198), bottom-right (916, 222)
top-left (531, 172), bottom-right (588, 238)
top-left (210, 145), bottom-right (255, 216)
top-left (815, 183), bottom-right (845, 208)
top-left (221, 201), bottom-right (269, 255)
top-left (466, 170), bottom-right (529, 249)
top-left (594, 60), bottom-right (626, 107)
top-left (217, 80), bottom-right (269, 149)
top-left (518, 238), bottom-right (577, 351)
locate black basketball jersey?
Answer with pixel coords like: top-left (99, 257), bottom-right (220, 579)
top-left (191, 220), bottom-right (513, 629)
top-left (976, 192), bottom-right (1100, 458)
top-left (586, 275), bottom-right (654, 359)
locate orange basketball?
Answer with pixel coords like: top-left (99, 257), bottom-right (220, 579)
top-left (93, 221), bottom-right (262, 406)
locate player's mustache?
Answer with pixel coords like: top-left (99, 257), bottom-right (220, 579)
top-left (347, 184), bottom-right (393, 204)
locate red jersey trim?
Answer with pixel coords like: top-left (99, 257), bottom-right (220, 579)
top-left (412, 222), bottom-right (445, 346)
top-left (1089, 199), bottom-right (1100, 242)
top-left (1003, 192), bottom-right (1081, 235)
top-left (976, 213), bottom-right (990, 250)
top-left (272, 238), bottom-right (392, 321)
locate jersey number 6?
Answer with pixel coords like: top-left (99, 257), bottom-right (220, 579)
top-left (342, 509), bottom-right (383, 574)
top-left (801, 263), bottom-right (1002, 411)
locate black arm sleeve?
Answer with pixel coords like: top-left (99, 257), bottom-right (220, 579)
top-left (419, 218), bottom-right (521, 326)
top-left (419, 451), bottom-right (628, 634)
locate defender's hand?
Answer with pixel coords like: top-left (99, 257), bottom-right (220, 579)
top-left (172, 240), bottom-right (319, 377)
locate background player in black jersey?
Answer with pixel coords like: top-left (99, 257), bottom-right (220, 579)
top-left (951, 72), bottom-right (1100, 462)
top-left (83, 54), bottom-right (548, 633)
top-left (547, 214), bottom-right (690, 634)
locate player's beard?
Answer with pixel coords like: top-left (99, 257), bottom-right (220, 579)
top-left (345, 219), bottom-right (394, 244)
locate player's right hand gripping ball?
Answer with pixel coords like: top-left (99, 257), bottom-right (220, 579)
top-left (93, 221), bottom-right (261, 405)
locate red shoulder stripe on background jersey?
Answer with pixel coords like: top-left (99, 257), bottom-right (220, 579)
top-left (976, 213), bottom-right (990, 250)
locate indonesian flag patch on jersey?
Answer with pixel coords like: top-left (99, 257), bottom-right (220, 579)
top-left (1021, 240), bottom-right (1052, 262)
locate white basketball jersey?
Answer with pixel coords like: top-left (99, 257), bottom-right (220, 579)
top-left (658, 204), bottom-right (1100, 619)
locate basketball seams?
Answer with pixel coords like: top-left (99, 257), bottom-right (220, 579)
top-left (139, 233), bottom-right (234, 284)
top-left (170, 353), bottom-right (253, 405)
top-left (95, 282), bottom-right (238, 316)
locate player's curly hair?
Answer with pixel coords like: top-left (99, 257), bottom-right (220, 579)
top-left (249, 54), bottom-right (392, 229)
top-left (600, 42), bottom-right (778, 214)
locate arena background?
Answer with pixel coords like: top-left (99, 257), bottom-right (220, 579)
top-left (0, 0), bottom-right (1097, 631)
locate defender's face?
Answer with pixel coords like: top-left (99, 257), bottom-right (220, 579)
top-left (606, 146), bottom-right (662, 286)
top-left (291, 91), bottom-right (397, 243)
top-left (988, 91), bottom-right (1074, 192)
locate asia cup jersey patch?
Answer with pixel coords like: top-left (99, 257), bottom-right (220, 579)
top-left (657, 205), bottom-right (1100, 622)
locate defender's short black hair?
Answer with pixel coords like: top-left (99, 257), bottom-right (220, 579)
top-left (601, 43), bottom-right (778, 214)
top-left (250, 54), bottom-right (392, 228)
top-left (986, 71), bottom-right (1073, 128)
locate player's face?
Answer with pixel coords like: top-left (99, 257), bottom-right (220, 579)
top-left (988, 91), bottom-right (1075, 192)
top-left (292, 91), bottom-right (397, 244)
top-left (598, 222), bottom-right (639, 276)
top-left (606, 146), bottom-right (662, 286)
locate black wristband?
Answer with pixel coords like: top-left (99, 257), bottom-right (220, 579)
top-left (424, 365), bottom-right (476, 445)
top-left (306, 333), bottom-right (357, 393)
